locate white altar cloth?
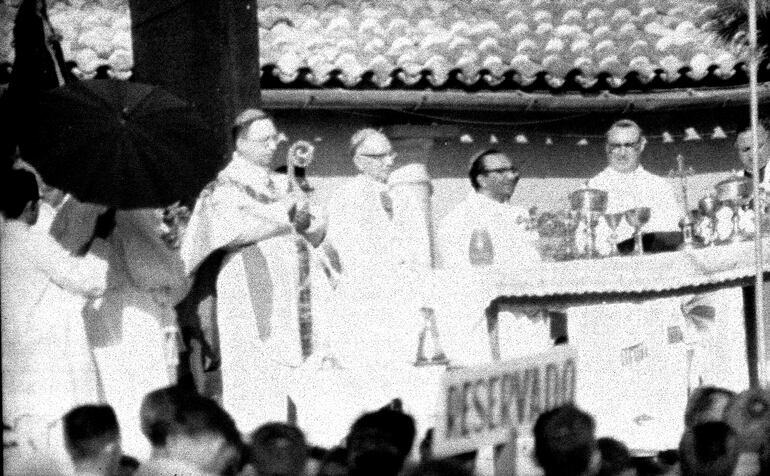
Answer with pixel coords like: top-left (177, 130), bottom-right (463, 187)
top-left (429, 240), bottom-right (762, 453)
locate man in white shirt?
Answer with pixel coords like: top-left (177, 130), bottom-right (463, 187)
top-left (181, 109), bottom-right (324, 433)
top-left (589, 119), bottom-right (681, 252)
top-left (1, 168), bottom-right (107, 474)
top-left (435, 150), bottom-right (548, 365)
top-left (437, 148), bottom-right (539, 270)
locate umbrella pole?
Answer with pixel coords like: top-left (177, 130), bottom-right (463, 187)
top-left (747, 0), bottom-right (768, 387)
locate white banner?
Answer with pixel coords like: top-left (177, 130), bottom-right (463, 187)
top-left (433, 345), bottom-right (577, 457)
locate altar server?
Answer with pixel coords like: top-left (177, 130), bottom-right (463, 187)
top-left (181, 109), bottom-right (324, 433)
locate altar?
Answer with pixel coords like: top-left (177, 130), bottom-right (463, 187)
top-left (431, 238), bottom-right (769, 453)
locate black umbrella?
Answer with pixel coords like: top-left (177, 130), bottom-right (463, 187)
top-left (19, 79), bottom-right (225, 209)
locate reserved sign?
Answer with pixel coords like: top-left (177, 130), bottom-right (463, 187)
top-left (433, 345), bottom-right (577, 456)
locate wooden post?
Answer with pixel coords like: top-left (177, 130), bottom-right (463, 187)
top-left (129, 0), bottom-right (261, 156)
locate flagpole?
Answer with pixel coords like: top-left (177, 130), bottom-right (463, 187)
top-left (747, 0), bottom-right (767, 386)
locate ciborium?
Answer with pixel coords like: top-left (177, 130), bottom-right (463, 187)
top-left (715, 176), bottom-right (752, 244)
top-left (568, 187), bottom-right (608, 258)
top-left (624, 207), bottom-right (651, 255)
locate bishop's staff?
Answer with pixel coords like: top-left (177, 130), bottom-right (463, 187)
top-left (285, 139), bottom-right (316, 360)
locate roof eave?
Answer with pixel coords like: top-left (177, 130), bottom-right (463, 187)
top-left (261, 84), bottom-right (770, 112)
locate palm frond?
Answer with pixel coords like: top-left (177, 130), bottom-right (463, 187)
top-left (707, 0), bottom-right (770, 54)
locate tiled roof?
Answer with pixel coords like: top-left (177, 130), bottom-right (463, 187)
top-left (1, 0), bottom-right (767, 91)
top-left (256, 0), bottom-right (766, 90)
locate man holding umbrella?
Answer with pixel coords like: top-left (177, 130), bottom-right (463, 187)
top-left (16, 78), bottom-right (229, 460)
top-left (181, 109), bottom-right (325, 433)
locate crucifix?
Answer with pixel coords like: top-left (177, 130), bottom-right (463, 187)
top-left (669, 154), bottom-right (697, 249)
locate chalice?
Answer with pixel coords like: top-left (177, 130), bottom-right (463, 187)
top-left (604, 212), bottom-right (625, 256)
top-left (624, 207), bottom-right (651, 255)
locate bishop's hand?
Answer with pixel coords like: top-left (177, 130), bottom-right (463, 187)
top-left (288, 200), bottom-right (312, 233)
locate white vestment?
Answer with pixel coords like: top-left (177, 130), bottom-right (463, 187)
top-left (182, 156), bottom-right (306, 434)
top-left (1, 218), bottom-right (107, 473)
top-left (435, 191), bottom-right (549, 365)
top-left (437, 191), bottom-right (539, 270)
top-left (83, 208), bottom-right (189, 460)
top-left (324, 174), bottom-right (422, 368)
top-left (588, 166), bottom-right (681, 253)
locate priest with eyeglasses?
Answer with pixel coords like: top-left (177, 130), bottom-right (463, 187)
top-left (588, 119), bottom-right (681, 251)
top-left (435, 149), bottom-right (548, 366)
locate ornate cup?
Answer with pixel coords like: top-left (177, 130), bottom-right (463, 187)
top-left (715, 176), bottom-right (752, 206)
top-left (715, 177), bottom-right (752, 243)
top-left (624, 207), bottom-right (651, 255)
top-left (569, 188), bottom-right (608, 258)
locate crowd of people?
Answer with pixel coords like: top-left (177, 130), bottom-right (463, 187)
top-left (4, 382), bottom-right (769, 475)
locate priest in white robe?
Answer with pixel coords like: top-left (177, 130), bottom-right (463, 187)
top-left (436, 149), bottom-right (547, 365)
top-left (181, 109), bottom-right (324, 434)
top-left (324, 129), bottom-right (421, 369)
top-left (588, 120), bottom-right (681, 253)
top-left (437, 149), bottom-right (539, 271)
top-left (573, 120), bottom-right (705, 452)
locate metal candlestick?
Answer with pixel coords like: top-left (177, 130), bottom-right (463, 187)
top-left (414, 307), bottom-right (448, 366)
top-left (604, 212), bottom-right (625, 256)
top-left (669, 154), bottom-right (697, 249)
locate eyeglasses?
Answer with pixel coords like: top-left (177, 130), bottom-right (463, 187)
top-left (359, 151), bottom-right (397, 161)
top-left (607, 140), bottom-right (642, 151)
top-left (244, 133), bottom-right (287, 145)
top-left (482, 167), bottom-right (519, 176)
top-left (736, 141), bottom-right (768, 154)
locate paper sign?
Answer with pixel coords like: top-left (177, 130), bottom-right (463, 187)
top-left (433, 345), bottom-right (577, 457)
